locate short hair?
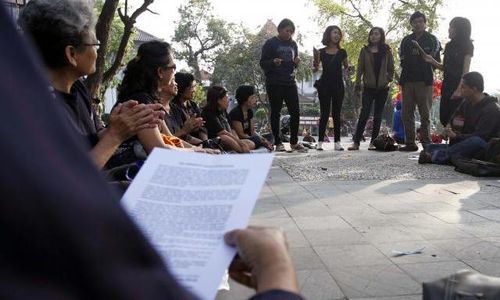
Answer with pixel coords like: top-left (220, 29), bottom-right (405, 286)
top-left (462, 72), bottom-right (484, 92)
top-left (410, 11), bottom-right (427, 24)
top-left (321, 25), bottom-right (342, 47)
top-left (173, 72), bottom-right (195, 104)
top-left (277, 18), bottom-right (295, 33)
top-left (18, 0), bottom-right (96, 69)
top-left (235, 85), bottom-right (256, 106)
top-left (450, 17), bottom-right (472, 43)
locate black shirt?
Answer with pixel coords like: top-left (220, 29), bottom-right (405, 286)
top-left (201, 108), bottom-right (231, 139)
top-left (444, 40), bottom-right (474, 81)
top-left (164, 103), bottom-right (187, 136)
top-left (319, 48), bottom-right (347, 89)
top-left (260, 36), bottom-right (299, 86)
top-left (52, 79), bottom-right (103, 148)
top-left (399, 31), bottom-right (441, 86)
top-left (372, 51), bottom-right (383, 85)
top-left (229, 106), bottom-right (253, 136)
top-left (106, 92), bottom-right (156, 168)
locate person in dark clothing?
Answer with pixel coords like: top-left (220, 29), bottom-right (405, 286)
top-left (398, 11), bottom-right (442, 151)
top-left (313, 25), bottom-right (349, 151)
top-left (108, 41), bottom-right (211, 168)
top-left (419, 72), bottom-right (500, 165)
top-left (18, 0), bottom-right (164, 170)
top-left (0, 4), bottom-right (305, 299)
top-left (229, 85), bottom-right (274, 151)
top-left (423, 17), bottom-right (474, 126)
top-left (260, 18), bottom-right (307, 153)
top-left (349, 27), bottom-right (395, 151)
top-left (172, 72), bottom-right (209, 141)
top-left (159, 79), bottom-right (206, 147)
top-left (202, 86), bottom-right (253, 153)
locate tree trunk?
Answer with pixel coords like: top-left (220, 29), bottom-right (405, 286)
top-left (86, 0), bottom-right (120, 100)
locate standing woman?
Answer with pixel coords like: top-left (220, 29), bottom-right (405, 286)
top-left (260, 18), bottom-right (307, 153)
top-left (349, 27), bottom-right (395, 150)
top-left (313, 25), bottom-right (349, 151)
top-left (424, 17), bottom-right (473, 127)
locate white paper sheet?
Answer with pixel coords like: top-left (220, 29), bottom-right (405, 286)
top-left (121, 149), bottom-right (274, 300)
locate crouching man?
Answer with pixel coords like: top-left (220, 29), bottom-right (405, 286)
top-left (419, 72), bottom-right (500, 164)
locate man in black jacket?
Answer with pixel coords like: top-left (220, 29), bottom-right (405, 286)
top-left (399, 11), bottom-right (441, 151)
top-left (419, 72), bottom-right (500, 164)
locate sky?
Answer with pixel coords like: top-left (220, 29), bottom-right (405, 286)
top-left (133, 0), bottom-right (500, 93)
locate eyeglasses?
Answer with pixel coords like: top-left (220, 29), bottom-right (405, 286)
top-left (83, 42), bottom-right (101, 50)
top-left (165, 64), bottom-right (177, 71)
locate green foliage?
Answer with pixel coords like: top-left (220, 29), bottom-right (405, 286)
top-left (301, 104), bottom-right (321, 116)
top-left (192, 84), bottom-right (207, 106)
top-left (173, 0), bottom-right (233, 79)
top-left (211, 27), bottom-right (267, 94)
top-left (312, 0), bottom-right (444, 121)
top-left (93, 0), bottom-right (136, 95)
top-left (254, 107), bottom-right (268, 121)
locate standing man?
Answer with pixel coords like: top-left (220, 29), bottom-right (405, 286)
top-left (260, 18), bottom-right (307, 152)
top-left (399, 11), bottom-right (441, 151)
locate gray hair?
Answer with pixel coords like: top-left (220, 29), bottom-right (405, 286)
top-left (18, 0), bottom-right (96, 68)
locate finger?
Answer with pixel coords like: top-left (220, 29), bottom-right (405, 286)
top-left (111, 103), bottom-right (123, 115)
top-left (123, 100), bottom-right (139, 108)
top-left (228, 271), bottom-right (254, 288)
top-left (224, 229), bottom-right (243, 246)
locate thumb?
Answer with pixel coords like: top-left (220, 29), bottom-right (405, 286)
top-left (224, 229), bottom-right (242, 246)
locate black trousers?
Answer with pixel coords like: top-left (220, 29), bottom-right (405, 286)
top-left (318, 87), bottom-right (344, 142)
top-left (267, 84), bottom-right (300, 145)
top-left (353, 87), bottom-right (388, 143)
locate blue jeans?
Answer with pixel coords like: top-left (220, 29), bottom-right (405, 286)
top-left (425, 136), bottom-right (488, 165)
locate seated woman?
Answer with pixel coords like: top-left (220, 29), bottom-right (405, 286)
top-left (107, 41), bottom-right (211, 168)
top-left (18, 0), bottom-right (164, 170)
top-left (172, 72), bottom-right (208, 141)
top-left (202, 86), bottom-right (253, 153)
top-left (159, 79), bottom-right (204, 146)
top-left (229, 85), bottom-right (273, 151)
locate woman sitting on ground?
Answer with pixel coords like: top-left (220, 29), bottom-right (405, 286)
top-left (172, 72), bottom-right (209, 141)
top-left (229, 85), bottom-right (273, 151)
top-left (202, 86), bottom-right (253, 153)
top-left (107, 41), bottom-right (211, 168)
top-left (159, 79), bottom-right (205, 146)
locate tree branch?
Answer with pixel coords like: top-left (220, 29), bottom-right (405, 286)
top-left (103, 0), bottom-right (155, 83)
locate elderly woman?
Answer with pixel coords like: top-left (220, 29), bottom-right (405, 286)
top-left (18, 0), bottom-right (164, 170)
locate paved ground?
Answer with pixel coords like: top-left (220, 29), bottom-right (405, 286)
top-left (216, 141), bottom-right (500, 300)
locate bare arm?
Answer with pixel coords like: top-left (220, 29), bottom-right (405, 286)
top-left (91, 101), bottom-right (164, 169)
top-left (231, 121), bottom-right (251, 139)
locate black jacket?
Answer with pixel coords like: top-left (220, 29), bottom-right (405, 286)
top-left (260, 36), bottom-right (298, 86)
top-left (455, 95), bottom-right (500, 142)
top-left (399, 31), bottom-right (441, 86)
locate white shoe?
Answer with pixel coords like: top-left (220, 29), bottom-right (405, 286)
top-left (317, 141), bottom-right (323, 151)
top-left (334, 142), bottom-right (344, 151)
